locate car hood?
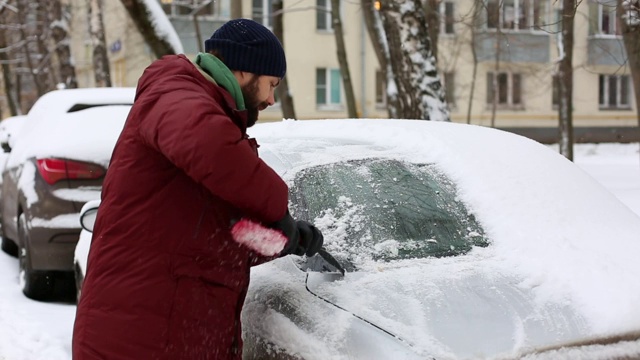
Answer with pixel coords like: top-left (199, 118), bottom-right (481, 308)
top-left (306, 252), bottom-right (594, 359)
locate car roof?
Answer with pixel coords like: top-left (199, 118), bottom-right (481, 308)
top-left (26, 87), bottom-right (135, 126)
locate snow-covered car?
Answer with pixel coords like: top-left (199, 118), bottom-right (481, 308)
top-left (0, 115), bottom-right (26, 154)
top-left (74, 199), bottom-right (100, 301)
top-left (75, 119), bottom-right (640, 359)
top-left (0, 114), bottom-right (26, 207)
top-left (0, 87), bottom-right (134, 300)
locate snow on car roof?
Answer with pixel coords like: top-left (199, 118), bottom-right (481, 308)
top-left (27, 88), bottom-right (135, 118)
top-left (6, 105), bottom-right (132, 168)
top-left (249, 119), bottom-right (640, 335)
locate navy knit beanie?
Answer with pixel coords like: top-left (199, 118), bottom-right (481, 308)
top-left (204, 19), bottom-right (286, 79)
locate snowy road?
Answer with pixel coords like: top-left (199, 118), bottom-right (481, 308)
top-left (0, 143), bottom-right (638, 360)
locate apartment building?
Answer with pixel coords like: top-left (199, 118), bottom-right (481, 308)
top-left (37, 0), bottom-right (640, 142)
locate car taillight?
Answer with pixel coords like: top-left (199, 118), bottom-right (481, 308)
top-left (36, 158), bottom-right (106, 185)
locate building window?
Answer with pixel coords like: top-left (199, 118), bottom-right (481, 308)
top-left (160, 0), bottom-right (229, 18)
top-left (252, 0), bottom-right (273, 27)
top-left (441, 1), bottom-right (455, 34)
top-left (316, 68), bottom-right (342, 107)
top-left (599, 74), bottom-right (630, 109)
top-left (444, 72), bottom-right (455, 105)
top-left (317, 0), bottom-right (333, 31)
top-left (487, 72), bottom-right (522, 107)
top-left (486, 0), bottom-right (548, 31)
top-left (375, 70), bottom-right (386, 106)
top-left (598, 2), bottom-right (620, 35)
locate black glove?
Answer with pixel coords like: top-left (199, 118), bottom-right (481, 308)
top-left (295, 220), bottom-right (324, 257)
top-left (269, 210), bottom-right (299, 256)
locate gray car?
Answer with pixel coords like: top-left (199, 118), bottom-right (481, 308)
top-left (0, 88), bottom-right (134, 300)
top-left (75, 119), bottom-right (640, 358)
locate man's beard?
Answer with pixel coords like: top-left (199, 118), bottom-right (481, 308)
top-left (241, 75), bottom-right (267, 128)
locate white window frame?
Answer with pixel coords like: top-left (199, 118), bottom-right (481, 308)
top-left (599, 74), bottom-right (631, 109)
top-left (486, 0), bottom-right (549, 31)
top-left (160, 0), bottom-right (229, 19)
top-left (252, 0), bottom-right (272, 28)
top-left (317, 0), bottom-right (333, 31)
top-left (596, 1), bottom-right (620, 36)
top-left (487, 71), bottom-right (523, 108)
top-left (440, 1), bottom-right (455, 34)
top-left (316, 67), bottom-right (343, 110)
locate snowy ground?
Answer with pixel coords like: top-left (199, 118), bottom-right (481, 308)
top-left (0, 142), bottom-right (638, 360)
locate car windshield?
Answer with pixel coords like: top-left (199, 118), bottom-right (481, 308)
top-left (290, 159), bottom-right (488, 264)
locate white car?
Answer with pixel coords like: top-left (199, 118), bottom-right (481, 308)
top-left (74, 199), bottom-right (100, 301)
top-left (75, 119), bottom-right (640, 359)
top-left (0, 115), bottom-right (26, 154)
top-left (0, 87), bottom-right (134, 300)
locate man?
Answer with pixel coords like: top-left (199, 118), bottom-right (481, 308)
top-left (73, 19), bottom-right (323, 359)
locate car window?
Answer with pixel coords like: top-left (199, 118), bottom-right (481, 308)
top-left (290, 159), bottom-right (488, 263)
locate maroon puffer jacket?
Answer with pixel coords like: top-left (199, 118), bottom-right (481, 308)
top-left (72, 54), bottom-right (288, 359)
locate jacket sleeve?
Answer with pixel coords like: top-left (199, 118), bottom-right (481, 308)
top-left (136, 90), bottom-right (288, 223)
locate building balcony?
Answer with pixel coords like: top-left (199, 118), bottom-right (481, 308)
top-left (473, 31), bottom-right (551, 63)
top-left (587, 36), bottom-right (627, 66)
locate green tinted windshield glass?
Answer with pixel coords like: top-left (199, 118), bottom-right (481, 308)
top-left (290, 159), bottom-right (487, 263)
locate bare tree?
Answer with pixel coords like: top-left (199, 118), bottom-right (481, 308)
top-left (423, 0), bottom-right (440, 60)
top-left (465, 0), bottom-right (482, 124)
top-left (231, 0), bottom-right (242, 19)
top-left (362, 0), bottom-right (449, 121)
top-left (618, 0), bottom-right (640, 126)
top-left (362, 0), bottom-right (400, 118)
top-left (119, 0), bottom-right (183, 57)
top-left (12, 0), bottom-right (54, 99)
top-left (47, 0), bottom-right (77, 89)
top-left (486, 0), bottom-right (503, 128)
top-left (557, 0), bottom-right (577, 160)
top-left (330, 0), bottom-right (358, 118)
top-left (0, 3), bottom-right (20, 116)
top-left (272, 0), bottom-right (296, 119)
top-left (88, 0), bottom-right (111, 87)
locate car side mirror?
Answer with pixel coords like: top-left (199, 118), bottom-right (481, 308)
top-left (1, 141), bottom-right (10, 153)
top-left (79, 200), bottom-right (101, 233)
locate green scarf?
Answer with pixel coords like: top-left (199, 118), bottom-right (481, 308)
top-left (194, 53), bottom-right (245, 110)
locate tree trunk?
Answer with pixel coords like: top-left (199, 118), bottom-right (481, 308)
top-left (47, 0), bottom-right (77, 89)
top-left (88, 0), bottom-right (112, 87)
top-left (331, 0), bottom-right (358, 118)
top-left (193, 12), bottom-right (203, 53)
top-left (423, 0), bottom-right (440, 60)
top-left (376, 0), bottom-right (449, 120)
top-left (0, 8), bottom-right (19, 116)
top-left (231, 1), bottom-right (243, 19)
top-left (119, 0), bottom-right (181, 58)
top-left (618, 0), bottom-right (640, 129)
top-left (558, 0), bottom-right (576, 160)
top-left (361, 0), bottom-right (400, 118)
top-left (34, 2), bottom-right (54, 92)
top-left (16, 0), bottom-right (46, 97)
top-left (272, 0), bottom-right (296, 119)
top-left (490, 28), bottom-right (501, 128)
top-left (466, 0), bottom-right (482, 124)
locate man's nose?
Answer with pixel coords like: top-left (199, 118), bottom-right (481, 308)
top-left (266, 90), bottom-right (276, 106)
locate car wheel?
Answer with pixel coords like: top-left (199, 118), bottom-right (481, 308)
top-left (1, 237), bottom-right (18, 257)
top-left (18, 213), bottom-right (55, 301)
top-left (74, 263), bottom-right (84, 303)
